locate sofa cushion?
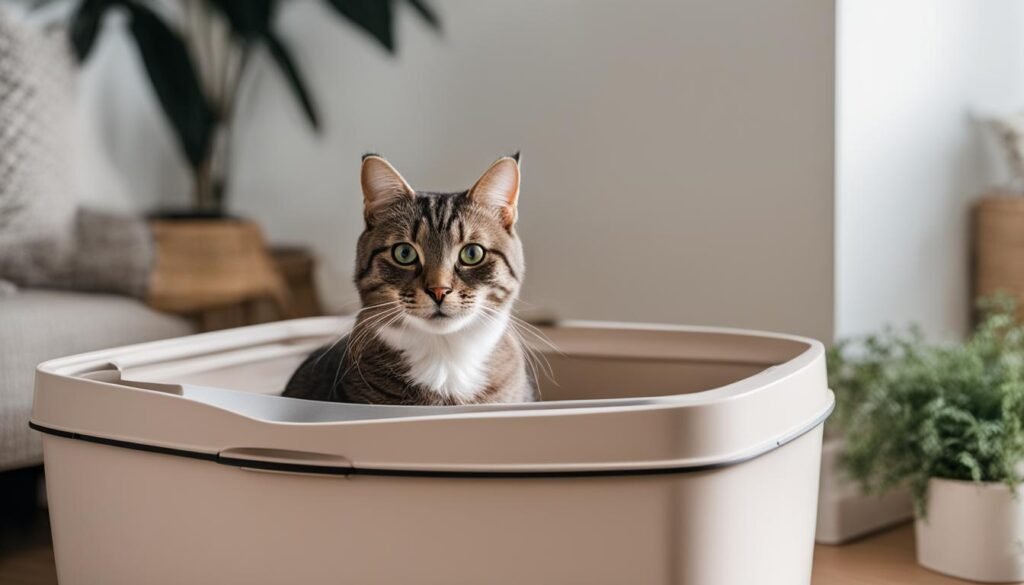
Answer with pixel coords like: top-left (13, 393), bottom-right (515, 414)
top-left (0, 290), bottom-right (193, 470)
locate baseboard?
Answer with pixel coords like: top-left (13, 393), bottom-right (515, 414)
top-left (816, 438), bottom-right (913, 544)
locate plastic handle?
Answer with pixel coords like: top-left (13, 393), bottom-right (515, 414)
top-left (217, 447), bottom-right (353, 475)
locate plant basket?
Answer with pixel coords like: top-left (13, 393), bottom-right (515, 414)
top-left (147, 219), bottom-right (287, 316)
top-left (974, 194), bottom-right (1024, 318)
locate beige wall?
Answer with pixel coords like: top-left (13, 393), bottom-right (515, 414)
top-left (78, 0), bottom-right (836, 341)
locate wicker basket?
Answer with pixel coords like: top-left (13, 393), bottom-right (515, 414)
top-left (974, 194), bottom-right (1024, 315)
top-left (147, 219), bottom-right (287, 316)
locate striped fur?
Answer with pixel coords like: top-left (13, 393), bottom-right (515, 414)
top-left (284, 155), bottom-right (533, 405)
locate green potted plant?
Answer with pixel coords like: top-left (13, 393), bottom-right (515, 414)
top-left (840, 298), bottom-right (1024, 582)
top-left (58, 0), bottom-right (439, 216)
top-left (43, 0), bottom-right (439, 316)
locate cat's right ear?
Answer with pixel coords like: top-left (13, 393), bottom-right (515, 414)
top-left (361, 154), bottom-right (415, 224)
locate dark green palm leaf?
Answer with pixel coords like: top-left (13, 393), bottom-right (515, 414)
top-left (405, 0), bottom-right (440, 30)
top-left (322, 0), bottom-right (441, 52)
top-left (68, 0), bottom-right (112, 60)
top-left (124, 2), bottom-right (215, 170)
top-left (263, 31), bottom-right (320, 130)
top-left (207, 0), bottom-right (275, 40)
top-left (322, 0), bottom-right (394, 52)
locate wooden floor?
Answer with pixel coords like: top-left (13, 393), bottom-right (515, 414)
top-left (0, 467), bottom-right (56, 585)
top-left (0, 520), bottom-right (994, 585)
top-left (0, 513), bottom-right (57, 585)
top-left (812, 523), bottom-right (998, 584)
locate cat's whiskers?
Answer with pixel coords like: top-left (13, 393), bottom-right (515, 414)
top-left (334, 305), bottom-right (405, 394)
top-left (343, 304), bottom-right (407, 369)
top-left (511, 322), bottom-right (556, 384)
top-left (497, 313), bottom-right (561, 381)
top-left (507, 312), bottom-right (563, 354)
top-left (474, 308), bottom-right (535, 387)
top-left (348, 305), bottom-right (403, 348)
top-left (352, 309), bottom-right (407, 392)
top-left (480, 304), bottom-right (560, 371)
top-left (475, 306), bottom-right (551, 397)
top-left (354, 308), bottom-right (405, 358)
top-left (311, 301), bottom-right (402, 370)
top-left (345, 306), bottom-right (404, 363)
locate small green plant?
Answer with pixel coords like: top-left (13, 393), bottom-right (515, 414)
top-left (826, 325), bottom-right (924, 431)
top-left (831, 297), bottom-right (1024, 514)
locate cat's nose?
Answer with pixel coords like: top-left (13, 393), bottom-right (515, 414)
top-left (426, 286), bottom-right (453, 304)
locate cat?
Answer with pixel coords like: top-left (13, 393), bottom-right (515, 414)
top-left (283, 153), bottom-right (535, 406)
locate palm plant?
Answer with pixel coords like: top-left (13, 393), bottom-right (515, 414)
top-left (60, 0), bottom-right (439, 215)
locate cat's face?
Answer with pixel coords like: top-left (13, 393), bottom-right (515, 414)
top-left (354, 154), bottom-right (524, 334)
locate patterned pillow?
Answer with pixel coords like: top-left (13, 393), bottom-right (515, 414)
top-left (0, 7), bottom-right (74, 247)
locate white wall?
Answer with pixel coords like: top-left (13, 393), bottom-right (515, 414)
top-left (78, 0), bottom-right (836, 341)
top-left (836, 0), bottom-right (1024, 340)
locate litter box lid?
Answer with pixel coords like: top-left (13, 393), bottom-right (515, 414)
top-left (31, 317), bottom-right (833, 476)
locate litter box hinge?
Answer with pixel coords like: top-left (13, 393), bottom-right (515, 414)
top-left (216, 447), bottom-right (354, 477)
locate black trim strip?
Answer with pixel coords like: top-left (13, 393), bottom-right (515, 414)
top-left (30, 401), bottom-right (833, 479)
top-left (29, 421), bottom-right (218, 464)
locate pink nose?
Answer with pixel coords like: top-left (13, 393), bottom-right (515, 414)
top-left (427, 287), bottom-right (453, 303)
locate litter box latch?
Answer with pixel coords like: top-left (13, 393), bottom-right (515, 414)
top-left (216, 447), bottom-right (354, 477)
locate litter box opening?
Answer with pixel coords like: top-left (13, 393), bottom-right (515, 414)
top-left (109, 319), bottom-right (812, 403)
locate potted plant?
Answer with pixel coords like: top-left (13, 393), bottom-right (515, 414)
top-left (841, 297), bottom-right (1024, 582)
top-left (60, 0), bottom-right (439, 216)
top-left (44, 0), bottom-right (439, 318)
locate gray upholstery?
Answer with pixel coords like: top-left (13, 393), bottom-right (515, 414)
top-left (0, 289), bottom-right (193, 470)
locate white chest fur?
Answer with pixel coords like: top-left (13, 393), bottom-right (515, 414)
top-left (377, 311), bottom-right (511, 403)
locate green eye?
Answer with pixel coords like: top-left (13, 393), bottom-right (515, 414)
top-left (459, 244), bottom-right (486, 266)
top-left (391, 243), bottom-right (419, 266)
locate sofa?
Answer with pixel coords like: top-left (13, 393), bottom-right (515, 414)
top-left (0, 288), bottom-right (192, 471)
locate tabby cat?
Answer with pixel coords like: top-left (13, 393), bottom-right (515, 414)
top-left (283, 153), bottom-right (535, 405)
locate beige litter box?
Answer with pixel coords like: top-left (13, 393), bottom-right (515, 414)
top-left (30, 317), bottom-right (833, 585)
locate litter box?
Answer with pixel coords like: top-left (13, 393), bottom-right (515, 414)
top-left (30, 317), bottom-right (833, 585)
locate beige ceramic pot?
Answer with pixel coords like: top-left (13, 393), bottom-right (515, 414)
top-left (916, 477), bottom-right (1024, 582)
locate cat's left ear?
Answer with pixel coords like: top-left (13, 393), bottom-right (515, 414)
top-left (468, 152), bottom-right (520, 228)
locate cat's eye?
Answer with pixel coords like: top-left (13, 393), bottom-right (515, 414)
top-left (391, 243), bottom-right (419, 266)
top-left (459, 244), bottom-right (486, 266)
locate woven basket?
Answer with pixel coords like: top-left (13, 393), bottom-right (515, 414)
top-left (974, 194), bottom-right (1024, 315)
top-left (147, 219), bottom-right (288, 315)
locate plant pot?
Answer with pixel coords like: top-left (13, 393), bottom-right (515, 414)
top-left (975, 193), bottom-right (1024, 318)
top-left (915, 477), bottom-right (1024, 582)
top-left (147, 218), bottom-right (287, 316)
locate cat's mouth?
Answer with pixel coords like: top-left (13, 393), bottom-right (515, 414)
top-left (403, 306), bottom-right (475, 334)
top-left (428, 305), bottom-right (453, 319)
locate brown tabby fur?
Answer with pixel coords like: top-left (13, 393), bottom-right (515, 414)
top-left (284, 154), bottom-right (533, 405)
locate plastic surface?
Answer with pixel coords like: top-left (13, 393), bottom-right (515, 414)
top-left (32, 317), bottom-right (832, 584)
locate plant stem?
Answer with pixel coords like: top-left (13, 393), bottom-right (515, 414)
top-left (195, 154), bottom-right (214, 213)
